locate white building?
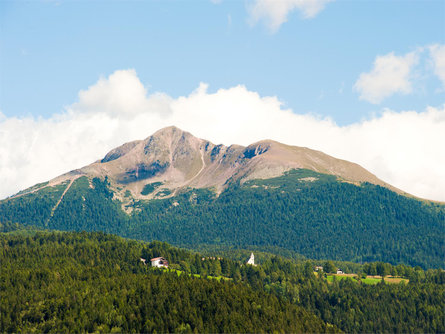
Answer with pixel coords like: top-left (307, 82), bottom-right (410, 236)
top-left (246, 253), bottom-right (256, 266)
top-left (151, 257), bottom-right (169, 268)
top-left (337, 269), bottom-right (343, 274)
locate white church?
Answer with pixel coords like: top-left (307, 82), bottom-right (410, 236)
top-left (246, 253), bottom-right (256, 266)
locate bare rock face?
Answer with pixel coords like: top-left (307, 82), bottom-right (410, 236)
top-left (50, 126), bottom-right (399, 200)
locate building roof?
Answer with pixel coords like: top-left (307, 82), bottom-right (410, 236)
top-left (150, 257), bottom-right (166, 261)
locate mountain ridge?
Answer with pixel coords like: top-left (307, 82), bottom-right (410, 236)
top-left (13, 126), bottom-right (405, 203)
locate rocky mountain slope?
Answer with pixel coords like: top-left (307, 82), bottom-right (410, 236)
top-left (14, 126), bottom-right (401, 203)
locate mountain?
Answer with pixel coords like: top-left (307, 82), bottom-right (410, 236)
top-left (21, 126), bottom-right (399, 205)
top-left (1, 126), bottom-right (444, 268)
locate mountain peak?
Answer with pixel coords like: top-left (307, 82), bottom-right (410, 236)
top-left (151, 125), bottom-right (191, 139)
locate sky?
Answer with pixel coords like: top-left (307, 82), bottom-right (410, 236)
top-left (0, 0), bottom-right (444, 201)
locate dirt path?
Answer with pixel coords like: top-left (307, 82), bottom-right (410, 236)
top-left (188, 148), bottom-right (206, 184)
top-left (49, 176), bottom-right (80, 217)
top-left (171, 148), bottom-right (206, 197)
top-left (7, 184), bottom-right (50, 201)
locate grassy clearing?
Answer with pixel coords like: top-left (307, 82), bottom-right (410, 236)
top-left (325, 274), bottom-right (408, 285)
top-left (326, 275), bottom-right (355, 283)
top-left (360, 277), bottom-right (381, 285)
top-left (163, 268), bottom-right (231, 281)
top-left (375, 275), bottom-right (409, 284)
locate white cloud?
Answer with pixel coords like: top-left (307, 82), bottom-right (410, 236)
top-left (1, 69), bottom-right (445, 202)
top-left (354, 51), bottom-right (419, 104)
top-left (429, 44), bottom-right (445, 88)
top-left (72, 69), bottom-right (173, 118)
top-left (354, 45), bottom-right (445, 103)
top-left (247, 0), bottom-right (333, 32)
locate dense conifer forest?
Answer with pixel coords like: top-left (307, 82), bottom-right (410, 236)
top-left (1, 228), bottom-right (444, 333)
top-left (1, 170), bottom-right (443, 268)
top-left (0, 230), bottom-right (334, 333)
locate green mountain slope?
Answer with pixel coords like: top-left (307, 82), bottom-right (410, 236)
top-left (130, 169), bottom-right (444, 268)
top-left (1, 169), bottom-right (443, 269)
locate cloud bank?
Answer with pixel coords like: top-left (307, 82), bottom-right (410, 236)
top-left (1, 69), bottom-right (444, 201)
top-left (247, 0), bottom-right (333, 32)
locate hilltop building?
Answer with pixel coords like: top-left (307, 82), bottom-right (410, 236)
top-left (151, 257), bottom-right (169, 268)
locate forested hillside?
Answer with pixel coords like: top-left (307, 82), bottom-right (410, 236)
top-left (130, 170), bottom-right (444, 268)
top-left (0, 230), bottom-right (334, 333)
top-left (1, 229), bottom-right (444, 333)
top-left (1, 169), bottom-right (443, 268)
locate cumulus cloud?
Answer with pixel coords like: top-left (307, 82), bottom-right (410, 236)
top-left (72, 69), bottom-right (173, 118)
top-left (429, 44), bottom-right (445, 88)
top-left (354, 51), bottom-right (419, 104)
top-left (1, 69), bottom-right (445, 202)
top-left (247, 0), bottom-right (333, 32)
top-left (355, 44), bottom-right (445, 103)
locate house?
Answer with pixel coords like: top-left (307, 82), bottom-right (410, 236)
top-left (246, 253), bottom-right (256, 266)
top-left (151, 257), bottom-right (169, 268)
top-left (337, 269), bottom-right (343, 274)
top-left (314, 266), bottom-right (323, 272)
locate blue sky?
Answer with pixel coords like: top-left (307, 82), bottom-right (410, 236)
top-left (0, 0), bottom-right (444, 201)
top-left (1, 0), bottom-right (444, 124)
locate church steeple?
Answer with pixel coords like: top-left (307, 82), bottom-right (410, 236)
top-left (247, 253), bottom-right (255, 265)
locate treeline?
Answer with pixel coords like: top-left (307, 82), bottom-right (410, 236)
top-left (1, 230), bottom-right (444, 333)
